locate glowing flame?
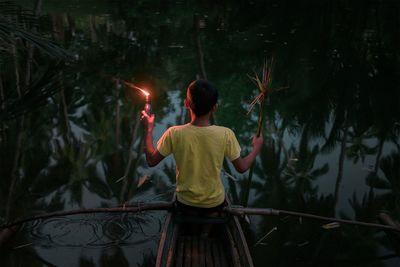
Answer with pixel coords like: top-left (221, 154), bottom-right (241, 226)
top-left (124, 81), bottom-right (150, 98)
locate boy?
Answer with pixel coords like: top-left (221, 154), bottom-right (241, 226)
top-left (141, 79), bottom-right (263, 210)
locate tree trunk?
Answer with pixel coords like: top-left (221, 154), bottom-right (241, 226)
top-left (90, 15), bottom-right (98, 44)
top-left (59, 72), bottom-right (72, 144)
top-left (374, 136), bottom-right (384, 174)
top-left (11, 33), bottom-right (21, 97)
top-left (5, 116), bottom-right (25, 221)
top-left (119, 112), bottom-right (141, 202)
top-left (24, 0), bottom-right (42, 88)
top-left (127, 138), bottom-right (145, 199)
top-left (115, 80), bottom-right (121, 146)
top-left (334, 123), bottom-right (349, 215)
top-left (193, 15), bottom-right (207, 80)
top-left (0, 72), bottom-right (4, 110)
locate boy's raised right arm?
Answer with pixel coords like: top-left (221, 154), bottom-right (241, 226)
top-left (231, 135), bottom-right (263, 173)
top-left (141, 110), bottom-right (165, 167)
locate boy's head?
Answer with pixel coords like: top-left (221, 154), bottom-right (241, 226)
top-left (185, 79), bottom-right (218, 116)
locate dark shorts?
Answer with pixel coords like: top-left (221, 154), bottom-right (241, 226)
top-left (175, 200), bottom-right (226, 215)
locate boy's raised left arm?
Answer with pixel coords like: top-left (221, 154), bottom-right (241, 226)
top-left (141, 110), bottom-right (165, 166)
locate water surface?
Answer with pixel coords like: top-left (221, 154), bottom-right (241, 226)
top-left (1, 0), bottom-right (400, 266)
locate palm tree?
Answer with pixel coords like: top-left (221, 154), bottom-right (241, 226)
top-left (0, 0), bottom-right (70, 223)
top-left (346, 127), bottom-right (377, 165)
top-left (366, 151), bottom-right (400, 216)
top-left (284, 125), bottom-right (329, 211)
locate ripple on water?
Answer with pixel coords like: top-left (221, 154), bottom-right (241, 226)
top-left (27, 212), bottom-right (163, 248)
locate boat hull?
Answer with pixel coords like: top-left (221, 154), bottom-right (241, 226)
top-left (155, 199), bottom-right (254, 267)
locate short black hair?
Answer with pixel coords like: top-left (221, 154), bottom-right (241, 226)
top-left (187, 79), bottom-right (218, 116)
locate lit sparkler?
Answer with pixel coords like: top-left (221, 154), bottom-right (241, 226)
top-left (124, 81), bottom-right (151, 114)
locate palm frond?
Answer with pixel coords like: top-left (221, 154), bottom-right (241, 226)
top-left (0, 1), bottom-right (38, 27)
top-left (0, 60), bottom-right (65, 121)
top-left (246, 57), bottom-right (278, 115)
top-left (0, 19), bottom-right (72, 59)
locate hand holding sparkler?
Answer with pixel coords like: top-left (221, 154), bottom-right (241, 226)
top-left (123, 80), bottom-right (154, 131)
top-left (140, 110), bottom-right (155, 132)
top-left (124, 81), bottom-right (152, 113)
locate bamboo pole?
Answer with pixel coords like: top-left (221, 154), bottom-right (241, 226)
top-left (379, 212), bottom-right (400, 236)
top-left (242, 100), bottom-right (264, 207)
top-left (2, 202), bottom-right (399, 237)
top-left (242, 59), bottom-right (271, 207)
top-left (0, 201), bottom-right (174, 230)
top-left (224, 206), bottom-right (400, 233)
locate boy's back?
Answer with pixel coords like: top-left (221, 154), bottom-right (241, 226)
top-left (157, 124), bottom-right (241, 208)
top-left (141, 79), bottom-right (263, 209)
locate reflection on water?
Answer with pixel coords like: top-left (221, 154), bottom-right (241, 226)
top-left (1, 0), bottom-right (400, 266)
top-left (29, 214), bottom-right (158, 247)
top-left (11, 212), bottom-right (163, 266)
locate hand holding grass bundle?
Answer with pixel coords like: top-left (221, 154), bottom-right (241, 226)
top-left (242, 57), bottom-right (288, 207)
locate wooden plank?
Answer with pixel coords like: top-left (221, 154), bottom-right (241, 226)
top-left (155, 213), bottom-right (172, 267)
top-left (199, 237), bottom-right (206, 267)
top-left (218, 239), bottom-right (228, 267)
top-left (192, 235), bottom-right (200, 267)
top-left (175, 236), bottom-right (184, 267)
top-left (212, 240), bottom-right (222, 267)
top-left (166, 224), bottom-right (179, 267)
top-left (226, 196), bottom-right (254, 267)
top-left (231, 215), bottom-right (254, 267)
top-left (155, 194), bottom-right (254, 267)
top-left (205, 238), bottom-right (214, 267)
top-left (184, 236), bottom-right (192, 267)
top-left (225, 226), bottom-right (241, 267)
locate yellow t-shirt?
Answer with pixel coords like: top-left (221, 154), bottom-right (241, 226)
top-left (157, 124), bottom-right (241, 208)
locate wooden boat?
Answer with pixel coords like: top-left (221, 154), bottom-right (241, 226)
top-left (155, 197), bottom-right (254, 267)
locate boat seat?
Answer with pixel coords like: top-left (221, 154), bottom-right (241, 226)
top-left (175, 235), bottom-right (230, 267)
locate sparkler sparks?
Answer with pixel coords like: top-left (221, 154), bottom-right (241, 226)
top-left (124, 81), bottom-right (150, 100)
top-left (123, 80), bottom-right (152, 114)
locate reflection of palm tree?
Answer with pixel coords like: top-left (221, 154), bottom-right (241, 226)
top-left (4, 116), bottom-right (24, 221)
top-left (367, 151), bottom-right (400, 215)
top-left (251, 140), bottom-right (289, 210)
top-left (346, 128), bottom-right (377, 164)
top-left (284, 125), bottom-right (329, 210)
top-left (120, 113), bottom-right (142, 202)
top-left (249, 121), bottom-right (335, 265)
top-left (43, 138), bottom-right (93, 205)
top-left (347, 191), bottom-right (377, 223)
top-left (0, 5), bottom-right (69, 121)
top-left (250, 115), bottom-right (293, 210)
top-left (1, 0), bottom-right (69, 222)
top-left (334, 119), bottom-right (349, 213)
top-left (334, 191), bottom-right (383, 266)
